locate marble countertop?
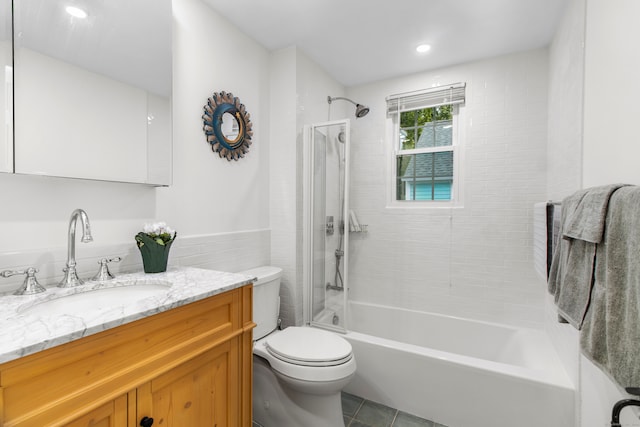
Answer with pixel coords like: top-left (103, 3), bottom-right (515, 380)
top-left (0, 267), bottom-right (255, 364)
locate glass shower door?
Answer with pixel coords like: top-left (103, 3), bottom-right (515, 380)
top-left (303, 119), bottom-right (350, 333)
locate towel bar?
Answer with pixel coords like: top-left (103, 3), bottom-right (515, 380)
top-left (610, 394), bottom-right (640, 427)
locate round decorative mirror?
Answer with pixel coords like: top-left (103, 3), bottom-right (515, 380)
top-left (221, 112), bottom-right (240, 140)
top-left (202, 91), bottom-right (253, 161)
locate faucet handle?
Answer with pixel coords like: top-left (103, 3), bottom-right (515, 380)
top-left (1, 267), bottom-right (47, 295)
top-left (91, 257), bottom-right (121, 281)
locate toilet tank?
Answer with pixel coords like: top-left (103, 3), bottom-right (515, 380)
top-left (239, 266), bottom-right (282, 340)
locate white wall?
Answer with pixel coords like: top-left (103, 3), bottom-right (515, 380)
top-left (269, 46), bottom-right (299, 327)
top-left (581, 0), bottom-right (640, 424)
top-left (582, 0), bottom-right (640, 188)
top-left (0, 175), bottom-right (158, 255)
top-left (345, 49), bottom-right (549, 328)
top-left (159, 0), bottom-right (270, 235)
top-left (547, 0), bottom-right (640, 425)
top-left (0, 0), bottom-right (271, 293)
top-left (269, 46), bottom-right (346, 327)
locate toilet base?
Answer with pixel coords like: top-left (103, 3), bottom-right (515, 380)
top-left (253, 355), bottom-right (347, 427)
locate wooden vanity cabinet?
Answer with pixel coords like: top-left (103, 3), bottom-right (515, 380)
top-left (63, 396), bottom-right (129, 427)
top-left (0, 285), bottom-right (254, 427)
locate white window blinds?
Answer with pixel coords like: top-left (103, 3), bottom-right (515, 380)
top-left (386, 82), bottom-right (466, 116)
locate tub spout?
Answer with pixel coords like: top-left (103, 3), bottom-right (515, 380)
top-left (611, 398), bottom-right (640, 427)
top-left (59, 209), bottom-right (93, 288)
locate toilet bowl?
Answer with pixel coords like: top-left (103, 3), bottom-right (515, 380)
top-left (240, 266), bottom-right (356, 427)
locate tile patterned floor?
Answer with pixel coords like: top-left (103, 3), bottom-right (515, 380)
top-left (342, 392), bottom-right (448, 427)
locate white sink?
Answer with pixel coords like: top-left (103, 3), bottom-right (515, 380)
top-left (21, 280), bottom-right (172, 317)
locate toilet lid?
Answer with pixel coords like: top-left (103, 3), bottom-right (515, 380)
top-left (265, 327), bottom-right (353, 367)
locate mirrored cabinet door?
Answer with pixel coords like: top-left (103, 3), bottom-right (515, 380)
top-left (12, 0), bottom-right (172, 185)
top-left (0, 0), bottom-right (12, 174)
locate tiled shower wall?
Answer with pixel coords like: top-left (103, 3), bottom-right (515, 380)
top-left (345, 49), bottom-right (549, 328)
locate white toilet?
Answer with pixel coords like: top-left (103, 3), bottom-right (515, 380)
top-left (241, 266), bottom-right (356, 427)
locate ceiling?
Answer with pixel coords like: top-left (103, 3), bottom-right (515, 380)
top-left (203, 0), bottom-right (569, 87)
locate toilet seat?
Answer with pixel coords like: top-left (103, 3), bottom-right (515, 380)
top-left (254, 327), bottom-right (357, 382)
top-left (265, 326), bottom-right (353, 367)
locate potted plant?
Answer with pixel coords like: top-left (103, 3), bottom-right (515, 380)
top-left (135, 222), bottom-right (176, 273)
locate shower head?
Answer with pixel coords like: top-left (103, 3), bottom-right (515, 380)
top-left (327, 96), bottom-right (370, 118)
top-left (355, 104), bottom-right (370, 118)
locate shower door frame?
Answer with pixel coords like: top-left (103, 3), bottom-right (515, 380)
top-left (302, 119), bottom-right (350, 333)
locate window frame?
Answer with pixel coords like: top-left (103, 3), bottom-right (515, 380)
top-left (387, 102), bottom-right (464, 208)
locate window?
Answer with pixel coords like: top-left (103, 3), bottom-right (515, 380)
top-left (396, 106), bottom-right (454, 201)
top-left (387, 83), bottom-right (465, 203)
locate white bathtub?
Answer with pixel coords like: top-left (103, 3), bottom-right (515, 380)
top-left (342, 301), bottom-right (575, 427)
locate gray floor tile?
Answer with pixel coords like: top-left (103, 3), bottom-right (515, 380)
top-left (354, 400), bottom-right (397, 427)
top-left (342, 392), bottom-right (364, 417)
top-left (392, 411), bottom-right (435, 427)
top-left (341, 393), bottom-right (446, 427)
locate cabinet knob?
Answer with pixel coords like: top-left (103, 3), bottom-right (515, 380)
top-left (140, 416), bottom-right (154, 427)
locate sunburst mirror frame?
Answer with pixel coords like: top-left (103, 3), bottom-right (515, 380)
top-left (202, 91), bottom-right (253, 161)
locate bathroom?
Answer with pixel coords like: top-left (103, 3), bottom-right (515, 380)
top-left (1, 0), bottom-right (639, 426)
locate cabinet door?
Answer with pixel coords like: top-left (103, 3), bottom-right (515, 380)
top-left (137, 339), bottom-right (240, 426)
top-left (64, 395), bottom-right (128, 427)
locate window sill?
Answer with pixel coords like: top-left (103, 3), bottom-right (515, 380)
top-left (385, 200), bottom-right (464, 210)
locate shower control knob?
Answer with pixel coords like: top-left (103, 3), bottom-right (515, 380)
top-left (140, 416), bottom-right (154, 427)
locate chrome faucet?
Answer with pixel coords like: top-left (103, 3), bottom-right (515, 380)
top-left (1, 267), bottom-right (46, 295)
top-left (59, 209), bottom-right (93, 288)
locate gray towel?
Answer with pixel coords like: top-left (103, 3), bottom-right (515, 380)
top-left (564, 184), bottom-right (628, 243)
top-left (580, 186), bottom-right (640, 389)
top-left (547, 184), bottom-right (627, 328)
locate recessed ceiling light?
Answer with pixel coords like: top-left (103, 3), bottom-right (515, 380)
top-left (65, 6), bottom-right (88, 19)
top-left (416, 44), bottom-right (431, 53)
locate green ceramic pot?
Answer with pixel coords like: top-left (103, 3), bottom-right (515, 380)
top-left (135, 232), bottom-right (176, 273)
